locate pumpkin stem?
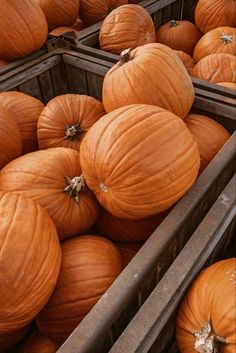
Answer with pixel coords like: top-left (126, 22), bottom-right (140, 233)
top-left (119, 48), bottom-right (132, 66)
top-left (193, 320), bottom-right (227, 353)
top-left (64, 124), bottom-right (84, 140)
top-left (64, 175), bottom-right (86, 203)
top-left (221, 34), bottom-right (233, 44)
top-left (170, 20), bottom-right (178, 27)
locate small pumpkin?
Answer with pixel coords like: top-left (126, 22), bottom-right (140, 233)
top-left (193, 27), bottom-right (236, 62)
top-left (117, 242), bottom-right (142, 267)
top-left (176, 258), bottom-right (236, 353)
top-left (156, 20), bottom-right (201, 56)
top-left (37, 94), bottom-right (105, 151)
top-left (99, 4), bottom-right (156, 54)
top-left (0, 91), bottom-right (44, 153)
top-left (217, 82), bottom-right (236, 90)
top-left (185, 114), bottom-right (231, 174)
top-left (174, 50), bottom-right (195, 75)
top-left (20, 330), bottom-right (58, 353)
top-left (36, 235), bottom-right (122, 344)
top-left (50, 26), bottom-right (79, 36)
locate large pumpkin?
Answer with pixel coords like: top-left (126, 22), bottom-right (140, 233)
top-left (192, 53), bottom-right (236, 83)
top-left (156, 20), bottom-right (201, 56)
top-left (0, 107), bottom-right (22, 170)
top-left (185, 114), bottom-right (231, 174)
top-left (80, 104), bottom-right (200, 219)
top-left (173, 50), bottom-right (195, 75)
top-left (20, 330), bottom-right (58, 353)
top-left (193, 27), bottom-right (236, 62)
top-left (99, 4), bottom-right (156, 54)
top-left (36, 0), bottom-right (80, 31)
top-left (195, 0), bottom-right (236, 34)
top-left (102, 43), bottom-right (195, 119)
top-left (36, 235), bottom-right (122, 344)
top-left (0, 0), bottom-right (48, 61)
top-left (0, 192), bottom-right (61, 350)
top-left (0, 147), bottom-right (100, 240)
top-left (176, 258), bottom-right (236, 353)
top-left (0, 91), bottom-right (44, 153)
top-left (37, 94), bottom-right (105, 151)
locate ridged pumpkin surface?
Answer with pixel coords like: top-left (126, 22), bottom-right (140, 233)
top-left (176, 258), bottom-right (236, 353)
top-left (0, 0), bottom-right (48, 61)
top-left (20, 330), bottom-right (58, 353)
top-left (102, 43), bottom-right (195, 119)
top-left (80, 104), bottom-right (200, 219)
top-left (192, 53), bottom-right (236, 83)
top-left (217, 82), bottom-right (236, 90)
top-left (0, 192), bottom-right (61, 349)
top-left (185, 114), bottom-right (231, 174)
top-left (195, 0), bottom-right (236, 34)
top-left (117, 242), bottom-right (142, 267)
top-left (193, 27), bottom-right (236, 62)
top-left (0, 148), bottom-right (100, 240)
top-left (0, 107), bottom-right (22, 170)
top-left (0, 92), bottom-right (44, 153)
top-left (37, 94), bottom-right (105, 152)
top-left (99, 5), bottom-right (156, 54)
top-left (36, 235), bottom-right (123, 344)
top-left (174, 50), bottom-right (195, 75)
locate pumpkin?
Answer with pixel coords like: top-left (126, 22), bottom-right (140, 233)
top-left (99, 5), bottom-right (156, 54)
top-left (0, 147), bottom-right (100, 240)
top-left (0, 192), bottom-right (61, 349)
top-left (193, 27), bottom-right (236, 62)
top-left (156, 20), bottom-right (201, 56)
top-left (79, 0), bottom-right (128, 27)
top-left (96, 208), bottom-right (167, 242)
top-left (20, 330), bottom-right (58, 353)
top-left (185, 114), bottom-right (230, 174)
top-left (195, 0), bottom-right (236, 34)
top-left (174, 50), bottom-right (195, 75)
top-left (192, 53), bottom-right (236, 83)
top-left (36, 0), bottom-right (80, 31)
top-left (37, 94), bottom-right (105, 151)
top-left (50, 26), bottom-right (79, 36)
top-left (217, 82), bottom-right (236, 90)
top-left (0, 92), bottom-right (44, 154)
top-left (80, 104), bottom-right (200, 219)
top-left (0, 107), bottom-right (22, 170)
top-left (0, 0), bottom-right (48, 61)
top-left (0, 325), bottom-right (30, 351)
top-left (176, 258), bottom-right (236, 353)
top-left (71, 17), bottom-right (84, 31)
top-left (102, 43), bottom-right (195, 119)
top-left (117, 242), bottom-right (142, 267)
top-left (36, 235), bottom-right (122, 344)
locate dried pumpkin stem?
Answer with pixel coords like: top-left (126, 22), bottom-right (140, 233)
top-left (193, 320), bottom-right (226, 353)
top-left (119, 48), bottom-right (132, 66)
top-left (170, 20), bottom-right (178, 27)
top-left (64, 175), bottom-right (86, 203)
top-left (64, 123), bottom-right (84, 140)
top-left (221, 34), bottom-right (233, 44)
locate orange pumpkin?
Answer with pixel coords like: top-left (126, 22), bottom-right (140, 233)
top-left (0, 147), bottom-right (100, 240)
top-left (117, 242), bottom-right (142, 267)
top-left (185, 114), bottom-right (230, 174)
top-left (0, 192), bottom-right (61, 349)
top-left (192, 53), bottom-right (236, 83)
top-left (195, 0), bottom-right (236, 34)
top-left (80, 104), bottom-right (200, 219)
top-left (0, 0), bottom-right (48, 61)
top-left (0, 92), bottom-right (44, 153)
top-left (36, 0), bottom-right (80, 31)
top-left (99, 4), bottom-right (156, 54)
top-left (102, 43), bottom-right (195, 119)
top-left (0, 325), bottom-right (30, 352)
top-left (50, 26), bottom-right (79, 36)
top-left (36, 235), bottom-right (122, 344)
top-left (193, 27), bottom-right (236, 62)
top-left (37, 94), bottom-right (105, 151)
top-left (176, 258), bottom-right (236, 353)
top-left (20, 330), bottom-right (58, 353)
top-left (174, 50), bottom-right (195, 75)
top-left (0, 107), bottom-right (22, 169)
top-left (156, 20), bottom-right (201, 56)
top-left (217, 82), bottom-right (236, 90)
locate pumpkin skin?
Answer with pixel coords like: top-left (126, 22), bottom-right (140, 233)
top-left (50, 26), bottom-right (79, 36)
top-left (0, 192), bottom-right (61, 349)
top-left (0, 147), bottom-right (100, 240)
top-left (195, 0), bottom-right (236, 34)
top-left (156, 20), bottom-right (201, 56)
top-left (102, 43), bottom-right (195, 119)
top-left (37, 94), bottom-right (105, 152)
top-left (117, 242), bottom-right (142, 267)
top-left (0, 92), bottom-right (44, 154)
top-left (192, 53), bottom-right (236, 83)
top-left (217, 82), bottom-right (236, 90)
top-left (80, 104), bottom-right (200, 219)
top-left (0, 107), bottom-right (23, 170)
top-left (36, 235), bottom-right (123, 344)
top-left (185, 114), bottom-right (230, 174)
top-left (0, 0), bottom-right (48, 61)
top-left (174, 50), bottom-right (195, 75)
top-left (176, 258), bottom-right (236, 353)
top-left (36, 0), bottom-right (80, 31)
top-left (79, 0), bottom-right (128, 27)
top-left (193, 27), bottom-right (236, 62)
top-left (99, 5), bottom-right (156, 54)
top-left (20, 330), bottom-right (58, 353)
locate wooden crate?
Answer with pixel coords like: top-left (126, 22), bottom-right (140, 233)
top-left (0, 49), bottom-right (235, 353)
